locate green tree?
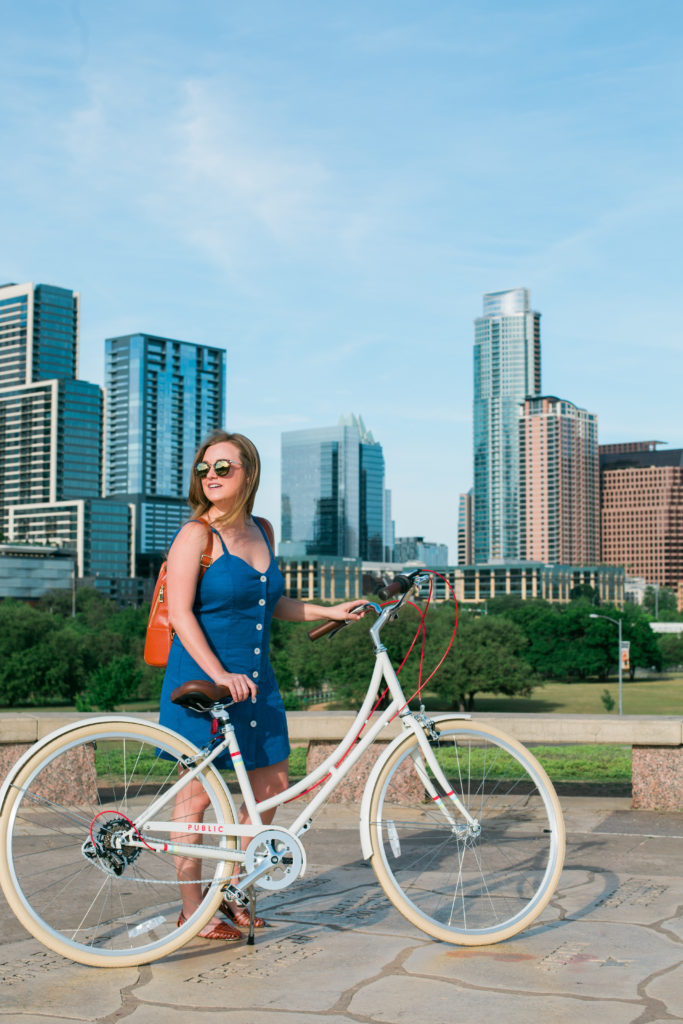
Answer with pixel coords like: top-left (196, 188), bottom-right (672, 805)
top-left (76, 654), bottom-right (142, 712)
top-left (431, 614), bottom-right (537, 711)
top-left (0, 621), bottom-right (89, 705)
top-left (620, 605), bottom-right (663, 679)
top-left (554, 603), bottom-right (613, 680)
top-left (658, 632), bottom-right (683, 668)
top-left (487, 598), bottom-right (561, 676)
top-left (0, 601), bottom-right (89, 705)
top-left (0, 589), bottom-right (153, 708)
top-left (569, 583), bottom-right (599, 604)
top-left (643, 586), bottom-right (682, 621)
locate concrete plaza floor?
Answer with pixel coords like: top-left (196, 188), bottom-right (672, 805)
top-left (1, 795), bottom-right (683, 1024)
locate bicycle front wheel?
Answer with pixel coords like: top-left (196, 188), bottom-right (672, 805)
top-left (367, 718), bottom-right (565, 945)
top-left (0, 720), bottom-right (236, 967)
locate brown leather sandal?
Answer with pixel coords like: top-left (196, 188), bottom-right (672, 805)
top-left (219, 898), bottom-right (267, 928)
top-left (201, 887), bottom-right (267, 929)
top-left (177, 910), bottom-right (242, 941)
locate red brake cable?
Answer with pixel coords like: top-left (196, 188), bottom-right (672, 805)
top-left (285, 571), bottom-right (459, 801)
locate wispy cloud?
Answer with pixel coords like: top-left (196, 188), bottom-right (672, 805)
top-left (169, 79), bottom-right (331, 255)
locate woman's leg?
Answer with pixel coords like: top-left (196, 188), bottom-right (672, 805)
top-left (241, 759), bottom-right (290, 826)
top-left (171, 774), bottom-right (212, 919)
top-left (171, 773), bottom-right (241, 937)
top-left (223, 758), bottom-right (290, 925)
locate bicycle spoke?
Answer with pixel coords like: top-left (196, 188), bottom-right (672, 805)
top-left (367, 720), bottom-right (564, 944)
top-left (0, 722), bottom-right (235, 966)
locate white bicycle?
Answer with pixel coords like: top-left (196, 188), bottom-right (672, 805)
top-left (0, 569), bottom-right (565, 967)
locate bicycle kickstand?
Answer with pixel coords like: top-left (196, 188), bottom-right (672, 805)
top-left (247, 885), bottom-right (256, 946)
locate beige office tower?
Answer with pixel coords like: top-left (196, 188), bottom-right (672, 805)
top-left (600, 442), bottom-right (683, 589)
top-left (519, 395), bottom-right (600, 565)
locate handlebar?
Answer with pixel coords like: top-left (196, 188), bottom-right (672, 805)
top-left (308, 569), bottom-right (427, 642)
top-left (308, 618), bottom-right (346, 641)
top-left (376, 573), bottom-right (418, 601)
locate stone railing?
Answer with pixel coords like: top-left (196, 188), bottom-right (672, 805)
top-left (1, 710), bottom-right (681, 811)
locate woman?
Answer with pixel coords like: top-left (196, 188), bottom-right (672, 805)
top-left (159, 429), bottom-right (366, 940)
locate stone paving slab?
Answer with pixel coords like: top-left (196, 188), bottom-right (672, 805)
top-left (0, 1018), bottom-right (85, 1024)
top-left (0, 797), bottom-right (682, 1024)
top-left (122, 1010), bottom-right (355, 1024)
top-left (647, 962), bottom-right (683, 1019)
top-left (347, 975), bottom-right (641, 1024)
top-left (0, 940), bottom-right (137, 1019)
top-left (406, 921), bottom-right (680, 1000)
top-left (136, 929), bottom-right (413, 1013)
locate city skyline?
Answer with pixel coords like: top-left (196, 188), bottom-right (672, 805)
top-left (3, 2), bottom-right (682, 558)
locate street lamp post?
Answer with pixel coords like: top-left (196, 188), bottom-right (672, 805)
top-left (590, 613), bottom-right (623, 715)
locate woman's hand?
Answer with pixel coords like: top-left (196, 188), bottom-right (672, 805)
top-left (215, 671), bottom-right (259, 704)
top-left (274, 596), bottom-right (368, 624)
top-left (321, 600), bottom-right (368, 623)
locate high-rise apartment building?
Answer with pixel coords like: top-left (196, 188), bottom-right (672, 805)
top-left (600, 442), bottom-right (683, 589)
top-left (383, 489), bottom-right (395, 562)
top-left (0, 378), bottom-right (103, 512)
top-left (280, 414), bottom-right (385, 560)
top-left (0, 282), bottom-right (133, 583)
top-left (457, 490), bottom-right (473, 565)
top-left (473, 288), bottom-right (541, 563)
top-left (0, 281), bottom-right (79, 387)
top-left (519, 396), bottom-right (599, 564)
top-left (105, 333), bottom-right (226, 564)
top-left (9, 499), bottom-right (134, 579)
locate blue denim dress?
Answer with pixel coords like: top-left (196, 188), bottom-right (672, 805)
top-left (159, 520), bottom-right (290, 771)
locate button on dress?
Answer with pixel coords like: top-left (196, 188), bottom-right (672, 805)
top-left (159, 519), bottom-right (290, 771)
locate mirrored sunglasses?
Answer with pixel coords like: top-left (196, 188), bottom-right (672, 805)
top-left (195, 459), bottom-right (242, 478)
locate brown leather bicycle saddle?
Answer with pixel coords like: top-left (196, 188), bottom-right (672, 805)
top-left (170, 679), bottom-right (231, 711)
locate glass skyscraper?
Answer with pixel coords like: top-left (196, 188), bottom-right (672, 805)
top-left (0, 378), bottom-right (103, 512)
top-left (105, 333), bottom-right (226, 562)
top-left (0, 282), bottom-right (133, 582)
top-left (0, 282), bottom-right (79, 387)
top-left (280, 414), bottom-right (385, 560)
top-left (473, 288), bottom-right (541, 563)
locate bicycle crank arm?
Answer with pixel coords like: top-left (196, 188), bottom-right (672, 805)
top-left (229, 842), bottom-right (294, 893)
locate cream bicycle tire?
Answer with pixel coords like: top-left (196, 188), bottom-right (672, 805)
top-left (367, 717), bottom-right (565, 945)
top-left (0, 720), bottom-right (236, 967)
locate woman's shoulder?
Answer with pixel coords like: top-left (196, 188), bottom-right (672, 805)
top-left (170, 518), bottom-right (213, 552)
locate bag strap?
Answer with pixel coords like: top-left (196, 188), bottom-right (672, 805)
top-left (196, 517), bottom-right (215, 571)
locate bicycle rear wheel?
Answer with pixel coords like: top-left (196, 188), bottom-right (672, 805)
top-left (367, 718), bottom-right (565, 944)
top-left (0, 720), bottom-right (236, 967)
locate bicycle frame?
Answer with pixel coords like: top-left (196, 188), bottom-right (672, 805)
top-left (124, 593), bottom-right (477, 884)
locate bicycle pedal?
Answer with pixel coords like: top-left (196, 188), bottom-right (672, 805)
top-left (221, 883), bottom-right (249, 907)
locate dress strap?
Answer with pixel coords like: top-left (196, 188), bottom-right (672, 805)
top-left (207, 524), bottom-right (229, 557)
top-left (254, 516), bottom-right (275, 552)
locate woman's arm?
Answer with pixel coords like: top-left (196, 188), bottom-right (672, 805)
top-left (166, 522), bottom-right (258, 702)
top-left (273, 596), bottom-right (367, 624)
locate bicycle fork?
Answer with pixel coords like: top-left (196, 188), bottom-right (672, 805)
top-left (405, 717), bottom-right (481, 839)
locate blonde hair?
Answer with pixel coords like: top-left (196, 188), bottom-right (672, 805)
top-left (188, 430), bottom-right (261, 528)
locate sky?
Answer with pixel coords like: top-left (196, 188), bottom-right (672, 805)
top-left (2, 0), bottom-right (682, 558)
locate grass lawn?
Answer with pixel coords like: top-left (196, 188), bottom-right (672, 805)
top-left (419, 672), bottom-right (683, 716)
top-left (287, 741), bottom-right (631, 784)
top-left (90, 741), bottom-right (632, 788)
